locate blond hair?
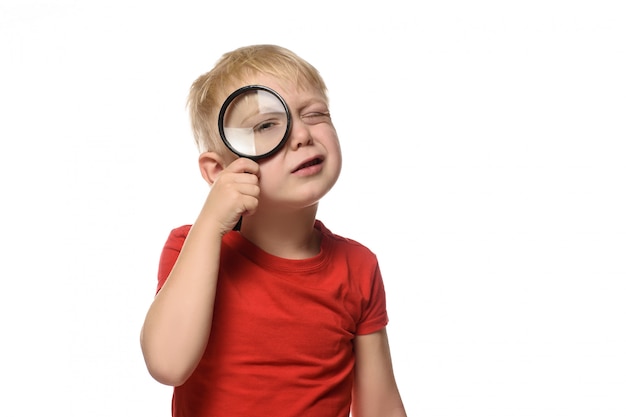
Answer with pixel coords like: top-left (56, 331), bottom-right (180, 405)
top-left (187, 44), bottom-right (328, 154)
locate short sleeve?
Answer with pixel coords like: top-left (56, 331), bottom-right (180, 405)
top-left (156, 225), bottom-right (192, 294)
top-left (355, 262), bottom-right (389, 335)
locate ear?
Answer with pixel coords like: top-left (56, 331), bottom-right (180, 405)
top-left (198, 151), bottom-right (227, 185)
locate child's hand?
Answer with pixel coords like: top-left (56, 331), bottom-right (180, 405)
top-left (200, 158), bottom-right (260, 236)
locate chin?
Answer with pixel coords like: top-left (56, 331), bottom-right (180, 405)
top-left (265, 192), bottom-right (325, 212)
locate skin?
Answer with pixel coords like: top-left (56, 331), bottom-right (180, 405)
top-left (140, 75), bottom-right (406, 417)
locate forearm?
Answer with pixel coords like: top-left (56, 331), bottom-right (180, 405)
top-left (140, 219), bottom-right (223, 386)
top-left (351, 392), bottom-right (407, 417)
top-left (352, 330), bottom-right (407, 417)
top-left (353, 408), bottom-right (406, 417)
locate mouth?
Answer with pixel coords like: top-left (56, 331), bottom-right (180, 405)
top-left (292, 157), bottom-right (324, 173)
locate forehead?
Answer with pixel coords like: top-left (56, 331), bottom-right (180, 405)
top-left (228, 74), bottom-right (327, 108)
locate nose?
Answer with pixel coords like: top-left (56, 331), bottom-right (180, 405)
top-left (288, 118), bottom-right (313, 150)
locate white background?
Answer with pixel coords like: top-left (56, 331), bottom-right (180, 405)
top-left (1, 1), bottom-right (625, 416)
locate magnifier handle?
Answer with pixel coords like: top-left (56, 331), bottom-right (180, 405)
top-left (233, 216), bottom-right (243, 231)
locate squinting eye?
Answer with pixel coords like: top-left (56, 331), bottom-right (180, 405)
top-left (302, 112), bottom-right (331, 124)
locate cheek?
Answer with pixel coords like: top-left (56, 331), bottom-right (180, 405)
top-left (256, 160), bottom-right (281, 188)
top-left (324, 126), bottom-right (341, 148)
top-left (333, 136), bottom-right (342, 157)
top-left (327, 132), bottom-right (342, 163)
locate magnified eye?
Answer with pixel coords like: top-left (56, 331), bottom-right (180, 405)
top-left (218, 85), bottom-right (292, 159)
top-left (255, 119), bottom-right (279, 133)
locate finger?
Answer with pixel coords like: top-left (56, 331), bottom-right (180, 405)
top-left (225, 158), bottom-right (259, 175)
top-left (239, 195), bottom-right (259, 217)
top-left (235, 183), bottom-right (260, 198)
top-left (215, 171), bottom-right (259, 187)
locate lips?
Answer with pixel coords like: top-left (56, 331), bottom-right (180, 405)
top-left (292, 157), bottom-right (323, 173)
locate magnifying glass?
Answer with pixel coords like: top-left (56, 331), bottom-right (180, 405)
top-left (218, 85), bottom-right (292, 160)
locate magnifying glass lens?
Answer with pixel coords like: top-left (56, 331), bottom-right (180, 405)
top-left (220, 87), bottom-right (290, 159)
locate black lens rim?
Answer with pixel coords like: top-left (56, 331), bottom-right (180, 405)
top-left (217, 85), bottom-right (292, 161)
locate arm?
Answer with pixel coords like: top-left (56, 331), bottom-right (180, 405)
top-left (352, 328), bottom-right (407, 417)
top-left (139, 157), bottom-right (259, 386)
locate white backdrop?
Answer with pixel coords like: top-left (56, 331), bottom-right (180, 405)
top-left (1, 1), bottom-right (624, 416)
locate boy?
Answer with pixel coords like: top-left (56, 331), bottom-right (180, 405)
top-left (140, 44), bottom-right (407, 417)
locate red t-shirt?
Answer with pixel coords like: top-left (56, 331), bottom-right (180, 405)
top-left (156, 220), bottom-right (388, 417)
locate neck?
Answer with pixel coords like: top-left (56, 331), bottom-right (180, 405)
top-left (239, 204), bottom-right (321, 259)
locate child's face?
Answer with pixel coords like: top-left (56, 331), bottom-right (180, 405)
top-left (226, 74), bottom-right (342, 212)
